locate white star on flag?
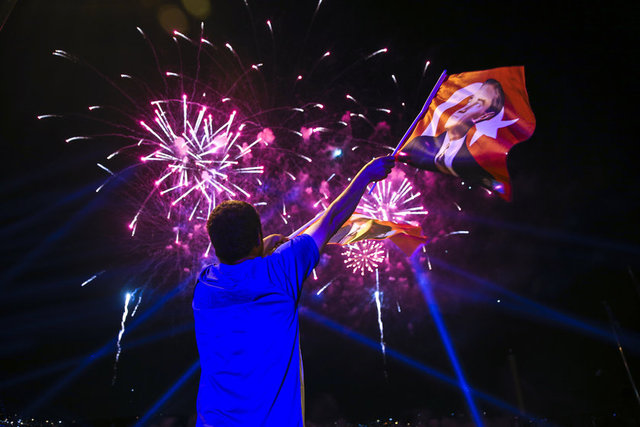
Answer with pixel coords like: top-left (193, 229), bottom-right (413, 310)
top-left (469, 108), bottom-right (519, 146)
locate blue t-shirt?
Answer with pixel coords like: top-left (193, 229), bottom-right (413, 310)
top-left (193, 234), bottom-right (319, 426)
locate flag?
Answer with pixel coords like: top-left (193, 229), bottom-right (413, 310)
top-left (328, 214), bottom-right (427, 256)
top-left (397, 66), bottom-right (535, 200)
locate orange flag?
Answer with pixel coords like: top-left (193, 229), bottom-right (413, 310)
top-left (397, 66), bottom-right (535, 200)
top-left (328, 214), bottom-right (427, 256)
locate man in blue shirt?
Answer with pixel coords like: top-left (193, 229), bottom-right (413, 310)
top-left (193, 156), bottom-right (395, 426)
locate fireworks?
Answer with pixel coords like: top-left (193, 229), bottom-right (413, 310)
top-left (343, 240), bottom-right (386, 276)
top-left (130, 95), bottom-right (264, 235)
top-left (360, 175), bottom-right (428, 224)
top-left (44, 2), bottom-right (468, 386)
top-left (48, 15), bottom-right (419, 270)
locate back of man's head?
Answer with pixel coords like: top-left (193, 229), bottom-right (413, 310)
top-left (206, 200), bottom-right (263, 264)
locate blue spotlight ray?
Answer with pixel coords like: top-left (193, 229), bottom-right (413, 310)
top-left (2, 168), bottom-right (134, 288)
top-left (411, 256), bottom-right (484, 426)
top-left (134, 360), bottom-right (200, 427)
top-left (0, 178), bottom-right (100, 238)
top-left (1, 191), bottom-right (108, 287)
top-left (429, 256), bottom-right (640, 352)
top-left (0, 322), bottom-right (193, 390)
top-left (24, 283), bottom-right (184, 415)
top-left (300, 308), bottom-right (527, 417)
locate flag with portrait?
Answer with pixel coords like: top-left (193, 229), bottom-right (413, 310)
top-left (397, 66), bottom-right (535, 200)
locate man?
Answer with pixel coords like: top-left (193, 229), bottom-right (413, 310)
top-left (192, 156), bottom-right (395, 426)
top-left (398, 79), bottom-right (504, 183)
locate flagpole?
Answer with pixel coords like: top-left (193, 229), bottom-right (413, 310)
top-left (296, 70), bottom-right (449, 236)
top-left (392, 69), bottom-right (448, 156)
top-left (368, 69), bottom-right (448, 194)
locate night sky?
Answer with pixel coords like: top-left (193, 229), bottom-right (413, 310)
top-left (1, 1), bottom-right (639, 426)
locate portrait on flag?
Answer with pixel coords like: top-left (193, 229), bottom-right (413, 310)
top-left (397, 66), bottom-right (535, 200)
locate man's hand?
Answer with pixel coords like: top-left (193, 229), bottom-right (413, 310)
top-left (262, 234), bottom-right (289, 256)
top-left (360, 156), bottom-right (395, 183)
top-left (303, 155), bottom-right (395, 252)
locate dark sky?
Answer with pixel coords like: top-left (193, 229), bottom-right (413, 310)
top-left (1, 0), bottom-right (639, 425)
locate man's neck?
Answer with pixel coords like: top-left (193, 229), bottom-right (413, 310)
top-left (225, 245), bottom-right (263, 265)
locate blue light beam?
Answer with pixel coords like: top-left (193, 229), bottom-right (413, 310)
top-left (411, 255), bottom-right (484, 426)
top-left (25, 283), bottom-right (183, 416)
top-left (134, 360), bottom-right (200, 427)
top-left (300, 307), bottom-right (526, 417)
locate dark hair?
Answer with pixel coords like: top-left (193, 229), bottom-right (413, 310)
top-left (482, 78), bottom-right (505, 114)
top-left (206, 200), bottom-right (263, 263)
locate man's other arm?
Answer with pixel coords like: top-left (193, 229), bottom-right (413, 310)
top-left (304, 156), bottom-right (395, 252)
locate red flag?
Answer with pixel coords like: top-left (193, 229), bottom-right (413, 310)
top-left (328, 214), bottom-right (427, 256)
top-left (397, 66), bottom-right (535, 200)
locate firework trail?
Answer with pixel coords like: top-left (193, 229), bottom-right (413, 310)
top-left (113, 290), bottom-right (135, 384)
top-left (374, 268), bottom-right (387, 362)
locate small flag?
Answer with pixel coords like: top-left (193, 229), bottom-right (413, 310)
top-left (328, 214), bottom-right (427, 256)
top-left (397, 66), bottom-right (535, 200)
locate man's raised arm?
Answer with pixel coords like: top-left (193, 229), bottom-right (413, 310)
top-left (304, 156), bottom-right (395, 252)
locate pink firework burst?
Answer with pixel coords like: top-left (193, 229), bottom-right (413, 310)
top-left (130, 95), bottom-right (264, 235)
top-left (360, 170), bottom-right (428, 224)
top-left (343, 241), bottom-right (386, 276)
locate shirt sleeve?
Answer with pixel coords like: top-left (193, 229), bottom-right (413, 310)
top-left (266, 234), bottom-right (320, 301)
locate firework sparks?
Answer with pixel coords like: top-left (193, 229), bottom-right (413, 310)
top-left (316, 280), bottom-right (334, 295)
top-left (360, 177), bottom-right (428, 223)
top-left (444, 230), bottom-right (470, 237)
top-left (140, 97), bottom-right (263, 208)
top-left (422, 59), bottom-right (431, 77)
top-left (80, 270), bottom-right (105, 287)
top-left (126, 95), bottom-right (267, 244)
top-left (131, 291), bottom-right (143, 317)
top-left (343, 241), bottom-right (385, 276)
top-left (365, 47), bottom-right (388, 60)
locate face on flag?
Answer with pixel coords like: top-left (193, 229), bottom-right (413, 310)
top-left (397, 66), bottom-right (536, 200)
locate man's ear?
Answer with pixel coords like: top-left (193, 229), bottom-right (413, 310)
top-left (472, 111), bottom-right (496, 124)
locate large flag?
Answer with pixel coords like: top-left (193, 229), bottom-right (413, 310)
top-left (328, 214), bottom-right (427, 256)
top-left (397, 66), bottom-right (535, 200)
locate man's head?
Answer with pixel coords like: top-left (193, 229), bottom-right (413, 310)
top-left (445, 79), bottom-right (505, 135)
top-left (206, 200), bottom-right (263, 264)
